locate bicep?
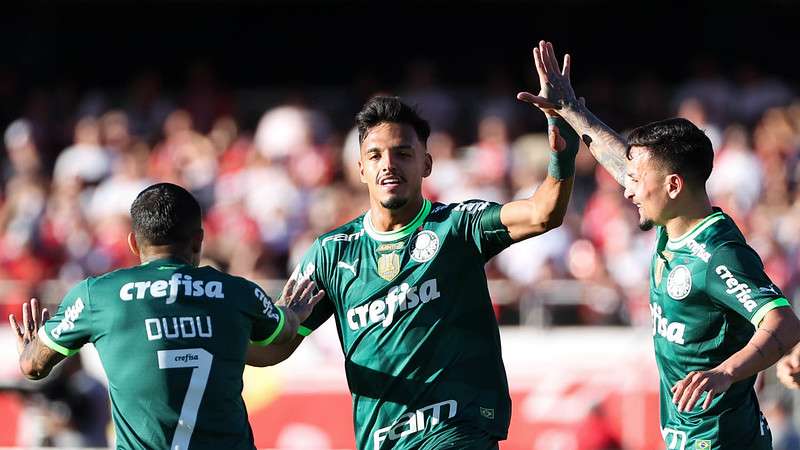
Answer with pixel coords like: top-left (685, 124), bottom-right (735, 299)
top-left (500, 200), bottom-right (541, 240)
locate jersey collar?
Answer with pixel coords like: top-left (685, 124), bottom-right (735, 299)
top-left (363, 199), bottom-right (431, 242)
top-left (666, 208), bottom-right (725, 250)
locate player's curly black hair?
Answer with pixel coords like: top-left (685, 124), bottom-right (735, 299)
top-left (130, 183), bottom-right (202, 245)
top-left (356, 96), bottom-right (431, 145)
top-left (626, 118), bottom-right (714, 187)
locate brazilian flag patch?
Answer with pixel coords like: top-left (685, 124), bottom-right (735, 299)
top-left (695, 440), bottom-right (711, 449)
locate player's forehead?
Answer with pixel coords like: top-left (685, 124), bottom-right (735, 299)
top-left (627, 146), bottom-right (656, 175)
top-left (360, 122), bottom-right (421, 153)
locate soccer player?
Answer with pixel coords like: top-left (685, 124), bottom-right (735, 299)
top-left (246, 95), bottom-right (580, 449)
top-left (517, 40), bottom-right (800, 450)
top-left (9, 182), bottom-right (323, 450)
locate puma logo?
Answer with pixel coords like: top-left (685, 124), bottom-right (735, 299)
top-left (337, 259), bottom-right (359, 276)
top-left (759, 285), bottom-right (780, 296)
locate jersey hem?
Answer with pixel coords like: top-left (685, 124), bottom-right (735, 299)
top-left (38, 327), bottom-right (80, 356)
top-left (751, 297), bottom-right (790, 326)
top-left (252, 308), bottom-right (286, 346)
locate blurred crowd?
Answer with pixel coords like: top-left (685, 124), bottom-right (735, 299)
top-left (0, 61), bottom-right (798, 333)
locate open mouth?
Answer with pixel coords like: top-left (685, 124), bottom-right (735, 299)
top-left (378, 176), bottom-right (404, 186)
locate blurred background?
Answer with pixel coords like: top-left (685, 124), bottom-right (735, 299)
top-left (1, 1), bottom-right (800, 449)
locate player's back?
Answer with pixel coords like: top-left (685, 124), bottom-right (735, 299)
top-left (46, 257), bottom-right (279, 450)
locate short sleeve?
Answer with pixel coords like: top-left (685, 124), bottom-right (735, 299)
top-left (248, 282), bottom-right (287, 346)
top-left (288, 239), bottom-right (334, 336)
top-left (706, 242), bottom-right (789, 326)
top-left (451, 200), bottom-right (514, 261)
top-left (40, 280), bottom-right (93, 356)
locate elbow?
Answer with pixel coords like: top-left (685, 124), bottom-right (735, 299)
top-left (537, 215), bottom-right (564, 233)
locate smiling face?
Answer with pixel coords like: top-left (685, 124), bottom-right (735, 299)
top-left (624, 146), bottom-right (673, 231)
top-left (358, 122), bottom-right (432, 211)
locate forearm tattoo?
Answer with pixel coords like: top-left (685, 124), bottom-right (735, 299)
top-left (562, 104), bottom-right (628, 186)
top-left (748, 341), bottom-right (766, 359)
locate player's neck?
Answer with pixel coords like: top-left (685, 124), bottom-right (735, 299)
top-left (665, 197), bottom-right (715, 240)
top-left (368, 196), bottom-right (425, 232)
top-left (139, 247), bottom-right (195, 266)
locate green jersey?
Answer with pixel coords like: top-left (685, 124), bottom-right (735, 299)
top-left (292, 199), bottom-right (514, 450)
top-left (39, 257), bottom-right (286, 450)
top-left (650, 209), bottom-right (788, 450)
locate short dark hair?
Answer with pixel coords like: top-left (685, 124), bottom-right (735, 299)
top-left (356, 96), bottom-right (431, 145)
top-left (627, 118), bottom-right (714, 186)
top-left (130, 183), bottom-right (202, 246)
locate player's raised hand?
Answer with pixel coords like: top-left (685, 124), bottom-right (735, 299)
top-left (277, 278), bottom-right (325, 323)
top-left (517, 40), bottom-right (578, 112)
top-left (671, 369), bottom-right (733, 413)
top-left (8, 298), bottom-right (49, 356)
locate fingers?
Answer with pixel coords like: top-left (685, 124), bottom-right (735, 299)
top-left (516, 92), bottom-right (559, 110)
top-left (533, 48), bottom-right (548, 84)
top-left (540, 41), bottom-right (557, 74)
top-left (562, 54), bottom-right (571, 80)
top-left (309, 290), bottom-right (325, 307)
top-left (21, 302), bottom-right (31, 336)
top-left (297, 279), bottom-right (315, 302)
top-left (789, 348), bottom-right (800, 367)
top-left (41, 308), bottom-right (50, 324)
top-left (282, 278), bottom-right (297, 299)
top-left (8, 314), bottom-right (23, 338)
top-left (680, 377), bottom-right (709, 412)
top-left (30, 298), bottom-right (41, 328)
top-left (701, 389), bottom-right (716, 410)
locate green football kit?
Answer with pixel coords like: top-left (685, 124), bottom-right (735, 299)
top-left (39, 257), bottom-right (286, 450)
top-left (292, 199), bottom-right (513, 450)
top-left (651, 209), bottom-right (789, 450)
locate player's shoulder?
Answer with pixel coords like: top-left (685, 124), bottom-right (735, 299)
top-left (85, 264), bottom-right (143, 289)
top-left (428, 199), bottom-right (497, 221)
top-left (194, 265), bottom-right (260, 292)
top-left (697, 210), bottom-right (747, 252)
top-left (317, 213), bottom-right (367, 248)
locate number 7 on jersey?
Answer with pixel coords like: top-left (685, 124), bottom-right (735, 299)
top-left (157, 348), bottom-right (213, 450)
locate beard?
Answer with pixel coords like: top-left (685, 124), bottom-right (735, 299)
top-left (381, 196), bottom-right (408, 210)
top-left (639, 218), bottom-right (655, 231)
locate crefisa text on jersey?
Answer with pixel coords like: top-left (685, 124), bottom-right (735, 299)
top-left (119, 273), bottom-right (225, 304)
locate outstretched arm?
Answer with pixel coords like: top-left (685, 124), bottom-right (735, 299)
top-left (499, 44), bottom-right (580, 242)
top-left (517, 40), bottom-right (629, 186)
top-left (10, 299), bottom-right (66, 380)
top-left (247, 278), bottom-right (323, 367)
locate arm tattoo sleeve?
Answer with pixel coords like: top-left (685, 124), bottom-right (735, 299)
top-left (561, 104), bottom-right (629, 186)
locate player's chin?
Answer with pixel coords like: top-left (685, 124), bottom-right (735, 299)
top-left (638, 217), bottom-right (655, 231)
top-left (380, 195), bottom-right (409, 210)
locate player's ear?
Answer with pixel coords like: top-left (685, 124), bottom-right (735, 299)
top-left (127, 232), bottom-right (141, 258)
top-left (666, 173), bottom-right (683, 199)
top-left (191, 229), bottom-right (204, 255)
top-left (357, 157), bottom-right (367, 184)
top-left (423, 151), bottom-right (432, 178)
